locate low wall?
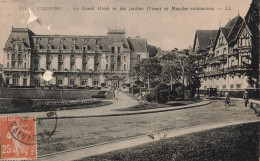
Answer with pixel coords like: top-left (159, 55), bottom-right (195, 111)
top-left (0, 87), bottom-right (99, 100)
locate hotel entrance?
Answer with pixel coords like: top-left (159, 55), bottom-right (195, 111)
top-left (107, 76), bottom-right (123, 89)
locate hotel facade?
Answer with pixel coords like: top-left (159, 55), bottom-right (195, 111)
top-left (193, 0), bottom-right (259, 91)
top-left (2, 28), bottom-right (149, 88)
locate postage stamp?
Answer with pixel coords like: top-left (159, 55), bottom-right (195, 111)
top-left (1, 116), bottom-right (37, 160)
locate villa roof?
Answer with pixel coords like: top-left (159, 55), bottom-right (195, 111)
top-left (127, 37), bottom-right (147, 52)
top-left (193, 30), bottom-right (218, 51)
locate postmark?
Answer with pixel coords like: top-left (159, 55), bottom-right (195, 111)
top-left (1, 116), bottom-right (37, 160)
top-left (36, 111), bottom-right (58, 143)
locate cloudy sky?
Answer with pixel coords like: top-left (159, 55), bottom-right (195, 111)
top-left (0, 0), bottom-right (252, 63)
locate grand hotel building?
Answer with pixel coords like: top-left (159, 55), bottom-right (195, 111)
top-left (193, 0), bottom-right (259, 91)
top-left (2, 28), bottom-right (149, 87)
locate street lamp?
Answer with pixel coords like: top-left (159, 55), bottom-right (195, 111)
top-left (195, 70), bottom-right (200, 99)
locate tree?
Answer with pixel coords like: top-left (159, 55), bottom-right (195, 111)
top-left (173, 51), bottom-right (199, 99)
top-left (133, 60), bottom-right (142, 80)
top-left (133, 58), bottom-right (162, 89)
top-left (161, 53), bottom-right (181, 90)
top-left (155, 83), bottom-right (169, 104)
top-left (147, 45), bottom-right (158, 57)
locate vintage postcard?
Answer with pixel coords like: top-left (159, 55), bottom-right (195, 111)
top-left (0, 0), bottom-right (259, 160)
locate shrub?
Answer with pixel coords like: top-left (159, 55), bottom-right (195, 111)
top-left (92, 91), bottom-right (107, 98)
top-left (145, 93), bottom-right (154, 102)
top-left (126, 83), bottom-right (131, 87)
top-left (229, 91), bottom-right (244, 98)
top-left (184, 90), bottom-right (192, 99)
top-left (172, 83), bottom-right (183, 90)
top-left (175, 86), bottom-right (184, 98)
top-left (155, 83), bottom-right (170, 104)
top-left (12, 97), bottom-right (33, 110)
top-left (101, 83), bottom-right (106, 87)
top-left (186, 84), bottom-right (196, 98)
top-left (135, 80), bottom-right (144, 87)
top-left (150, 80), bottom-right (161, 88)
top-left (168, 90), bottom-right (177, 101)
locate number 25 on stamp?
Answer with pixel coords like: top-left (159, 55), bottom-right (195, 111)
top-left (1, 116), bottom-right (37, 160)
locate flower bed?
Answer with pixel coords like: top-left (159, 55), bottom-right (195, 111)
top-left (38, 99), bottom-right (101, 108)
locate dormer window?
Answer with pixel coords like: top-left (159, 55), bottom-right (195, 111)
top-left (48, 38), bottom-right (52, 44)
top-left (60, 38), bottom-right (64, 44)
top-left (84, 39), bottom-right (88, 44)
top-left (71, 45), bottom-right (75, 51)
top-left (72, 38), bottom-right (76, 44)
top-left (239, 28), bottom-right (251, 47)
top-left (36, 38), bottom-right (40, 44)
top-left (96, 39), bottom-right (100, 45)
top-left (59, 45), bottom-right (63, 51)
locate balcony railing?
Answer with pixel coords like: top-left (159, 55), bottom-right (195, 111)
top-left (217, 54), bottom-right (227, 61)
top-left (228, 51), bottom-right (239, 56)
top-left (227, 65), bottom-right (250, 72)
top-left (4, 68), bottom-right (30, 72)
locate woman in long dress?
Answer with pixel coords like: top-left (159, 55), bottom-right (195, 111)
top-left (114, 88), bottom-right (119, 100)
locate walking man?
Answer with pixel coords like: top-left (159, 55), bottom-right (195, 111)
top-left (224, 90), bottom-right (230, 107)
top-left (243, 90), bottom-right (249, 107)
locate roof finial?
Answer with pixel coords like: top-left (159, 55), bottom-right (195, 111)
top-left (238, 11), bottom-right (240, 16)
top-left (219, 21), bottom-right (221, 27)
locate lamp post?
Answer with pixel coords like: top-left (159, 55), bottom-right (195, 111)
top-left (195, 70), bottom-right (200, 99)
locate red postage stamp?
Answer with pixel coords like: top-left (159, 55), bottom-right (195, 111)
top-left (1, 116), bottom-right (37, 160)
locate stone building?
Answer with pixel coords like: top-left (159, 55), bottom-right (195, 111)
top-left (2, 28), bottom-right (149, 88)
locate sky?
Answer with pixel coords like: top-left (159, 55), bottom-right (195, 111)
top-left (0, 0), bottom-right (252, 63)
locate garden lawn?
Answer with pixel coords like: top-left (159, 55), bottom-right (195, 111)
top-left (81, 122), bottom-right (259, 161)
top-left (118, 98), bottom-right (202, 111)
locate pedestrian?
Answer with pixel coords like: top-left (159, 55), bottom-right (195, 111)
top-left (224, 90), bottom-right (230, 107)
top-left (243, 90), bottom-right (249, 107)
top-left (114, 87), bottom-right (119, 101)
top-left (112, 86), bottom-right (115, 100)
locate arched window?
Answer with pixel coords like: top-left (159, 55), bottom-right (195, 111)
top-left (13, 74), bottom-right (19, 86)
top-left (57, 76), bottom-right (63, 85)
top-left (69, 76), bottom-right (75, 85)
